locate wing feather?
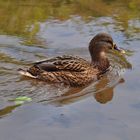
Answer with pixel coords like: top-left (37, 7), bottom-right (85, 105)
top-left (32, 55), bottom-right (90, 72)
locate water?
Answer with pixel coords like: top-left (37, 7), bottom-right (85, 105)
top-left (0, 1), bottom-right (140, 140)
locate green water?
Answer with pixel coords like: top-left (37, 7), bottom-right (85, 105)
top-left (0, 0), bottom-right (140, 140)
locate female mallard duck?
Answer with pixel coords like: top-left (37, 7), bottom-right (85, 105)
top-left (18, 33), bottom-right (124, 87)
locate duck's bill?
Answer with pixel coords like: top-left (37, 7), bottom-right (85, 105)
top-left (113, 44), bottom-right (125, 54)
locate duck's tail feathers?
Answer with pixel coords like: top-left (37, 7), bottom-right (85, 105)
top-left (18, 68), bottom-right (37, 79)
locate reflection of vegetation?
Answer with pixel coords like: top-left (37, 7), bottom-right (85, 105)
top-left (0, 0), bottom-right (140, 40)
top-left (0, 105), bottom-right (19, 118)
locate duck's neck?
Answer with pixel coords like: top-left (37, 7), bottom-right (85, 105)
top-left (91, 51), bottom-right (110, 73)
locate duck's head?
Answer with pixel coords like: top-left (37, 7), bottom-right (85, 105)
top-left (89, 33), bottom-right (124, 62)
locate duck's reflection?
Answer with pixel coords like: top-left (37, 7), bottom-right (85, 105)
top-left (50, 76), bottom-right (125, 105)
top-left (94, 77), bottom-right (125, 104)
top-left (94, 87), bottom-right (114, 104)
top-left (0, 75), bottom-right (125, 118)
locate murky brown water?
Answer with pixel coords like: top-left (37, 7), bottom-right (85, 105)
top-left (0, 0), bottom-right (140, 140)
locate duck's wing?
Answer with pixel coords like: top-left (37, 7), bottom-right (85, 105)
top-left (31, 55), bottom-right (90, 73)
top-left (18, 55), bottom-right (99, 86)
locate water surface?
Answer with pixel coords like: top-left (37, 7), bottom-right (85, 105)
top-left (0, 0), bottom-right (140, 140)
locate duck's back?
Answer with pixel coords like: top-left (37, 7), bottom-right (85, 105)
top-left (19, 55), bottom-right (100, 86)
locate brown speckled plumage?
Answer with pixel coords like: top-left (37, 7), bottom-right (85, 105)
top-left (18, 33), bottom-right (122, 87)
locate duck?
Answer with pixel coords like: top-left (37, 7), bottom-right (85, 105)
top-left (18, 33), bottom-right (125, 87)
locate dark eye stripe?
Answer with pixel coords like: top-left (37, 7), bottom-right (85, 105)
top-left (101, 39), bottom-right (112, 45)
top-left (107, 40), bottom-right (113, 45)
